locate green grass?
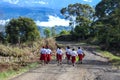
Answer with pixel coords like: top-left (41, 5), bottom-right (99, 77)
top-left (98, 51), bottom-right (120, 66)
top-left (0, 62), bottom-right (39, 80)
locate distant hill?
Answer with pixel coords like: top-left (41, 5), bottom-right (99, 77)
top-left (0, 6), bottom-right (61, 21)
top-left (0, 2), bottom-right (71, 36)
top-left (38, 26), bottom-right (71, 37)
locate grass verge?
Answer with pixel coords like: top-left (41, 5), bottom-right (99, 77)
top-left (97, 50), bottom-right (120, 66)
top-left (0, 62), bottom-right (39, 80)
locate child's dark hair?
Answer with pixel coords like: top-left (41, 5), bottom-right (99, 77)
top-left (72, 48), bottom-right (75, 51)
top-left (67, 46), bottom-right (70, 49)
top-left (57, 47), bottom-right (61, 49)
top-left (78, 47), bottom-right (80, 49)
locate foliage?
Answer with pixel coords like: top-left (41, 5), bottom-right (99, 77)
top-left (5, 17), bottom-right (40, 44)
top-left (0, 32), bottom-right (5, 43)
top-left (51, 27), bottom-right (56, 37)
top-left (95, 0), bottom-right (120, 18)
top-left (61, 3), bottom-right (94, 40)
top-left (0, 44), bottom-right (30, 57)
top-left (0, 62), bottom-right (39, 80)
top-left (97, 51), bottom-right (120, 66)
top-left (44, 28), bottom-right (51, 38)
top-left (59, 30), bottom-right (70, 35)
top-left (93, 0), bottom-right (120, 49)
top-left (0, 38), bottom-right (56, 63)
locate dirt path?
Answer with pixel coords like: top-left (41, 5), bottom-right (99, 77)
top-left (10, 42), bottom-right (120, 80)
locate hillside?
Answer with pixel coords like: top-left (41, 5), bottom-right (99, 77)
top-left (0, 3), bottom-right (70, 36)
top-left (0, 6), bottom-right (61, 21)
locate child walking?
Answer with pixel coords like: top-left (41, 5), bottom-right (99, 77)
top-left (66, 46), bottom-right (72, 64)
top-left (40, 46), bottom-right (47, 65)
top-left (77, 47), bottom-right (84, 64)
top-left (56, 47), bottom-right (63, 65)
top-left (46, 46), bottom-right (52, 64)
top-left (71, 48), bottom-right (78, 66)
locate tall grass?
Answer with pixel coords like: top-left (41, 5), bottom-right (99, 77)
top-left (97, 50), bottom-right (120, 66)
top-left (0, 38), bottom-right (57, 79)
top-left (103, 51), bottom-right (120, 65)
top-left (0, 62), bottom-right (39, 80)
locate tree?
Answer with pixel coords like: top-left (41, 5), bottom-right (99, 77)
top-left (5, 17), bottom-right (40, 44)
top-left (60, 30), bottom-right (70, 35)
top-left (95, 0), bottom-right (120, 18)
top-left (44, 28), bottom-right (51, 38)
top-left (61, 3), bottom-right (94, 29)
top-left (94, 0), bottom-right (120, 49)
top-left (0, 32), bottom-right (4, 43)
top-left (51, 27), bottom-right (56, 37)
top-left (61, 3), bottom-right (94, 40)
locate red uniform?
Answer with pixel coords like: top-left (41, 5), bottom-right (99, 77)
top-left (40, 54), bottom-right (47, 61)
top-left (66, 48), bottom-right (71, 60)
top-left (78, 54), bottom-right (83, 61)
top-left (71, 56), bottom-right (76, 63)
top-left (58, 54), bottom-right (62, 62)
top-left (46, 48), bottom-right (52, 62)
top-left (71, 51), bottom-right (78, 63)
top-left (77, 49), bottom-right (84, 61)
top-left (56, 48), bottom-right (63, 61)
top-left (40, 48), bottom-right (47, 61)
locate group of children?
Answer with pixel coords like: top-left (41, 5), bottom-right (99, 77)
top-left (39, 45), bottom-right (85, 66)
top-left (39, 46), bottom-right (52, 65)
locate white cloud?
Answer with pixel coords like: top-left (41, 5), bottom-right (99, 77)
top-left (0, 16), bottom-right (70, 27)
top-left (3, 0), bottom-right (19, 4)
top-left (0, 19), bottom-right (10, 25)
top-left (35, 15), bottom-right (70, 27)
top-left (33, 1), bottom-right (48, 5)
top-left (83, 0), bottom-right (92, 2)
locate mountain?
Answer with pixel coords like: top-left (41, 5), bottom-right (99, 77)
top-left (0, 5), bottom-right (61, 21)
top-left (0, 2), bottom-right (70, 36)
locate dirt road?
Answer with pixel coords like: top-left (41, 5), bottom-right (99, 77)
top-left (10, 42), bottom-right (120, 80)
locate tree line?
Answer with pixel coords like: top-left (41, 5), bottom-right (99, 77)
top-left (60, 0), bottom-right (120, 51)
top-left (0, 17), bottom-right (70, 44)
top-left (0, 0), bottom-right (119, 51)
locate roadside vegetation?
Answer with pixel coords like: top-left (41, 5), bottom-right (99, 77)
top-left (97, 50), bottom-right (120, 66)
top-left (0, 62), bottom-right (38, 80)
top-left (0, 17), bottom-right (57, 79)
top-left (0, 0), bottom-right (120, 79)
top-left (58, 0), bottom-right (120, 64)
top-left (0, 37), bottom-right (56, 80)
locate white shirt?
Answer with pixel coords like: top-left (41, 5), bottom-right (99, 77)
top-left (46, 49), bottom-right (52, 54)
top-left (77, 49), bottom-right (83, 54)
top-left (66, 49), bottom-right (72, 55)
top-left (57, 49), bottom-right (63, 55)
top-left (71, 51), bottom-right (78, 56)
top-left (40, 48), bottom-right (46, 54)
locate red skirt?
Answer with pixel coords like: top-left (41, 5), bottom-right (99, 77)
top-left (47, 54), bottom-right (51, 62)
top-left (40, 54), bottom-right (47, 61)
top-left (57, 54), bottom-right (62, 61)
top-left (66, 53), bottom-right (71, 60)
top-left (78, 54), bottom-right (83, 61)
top-left (71, 56), bottom-right (76, 63)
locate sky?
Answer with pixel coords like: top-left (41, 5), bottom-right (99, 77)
top-left (1, 0), bottom-right (101, 8)
top-left (0, 0), bottom-right (101, 27)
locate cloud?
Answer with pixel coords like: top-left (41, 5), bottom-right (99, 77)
top-left (83, 0), bottom-right (92, 2)
top-left (0, 19), bottom-right (10, 25)
top-left (33, 1), bottom-right (48, 5)
top-left (3, 0), bottom-right (19, 4)
top-left (35, 15), bottom-right (70, 27)
top-left (0, 16), bottom-right (70, 28)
